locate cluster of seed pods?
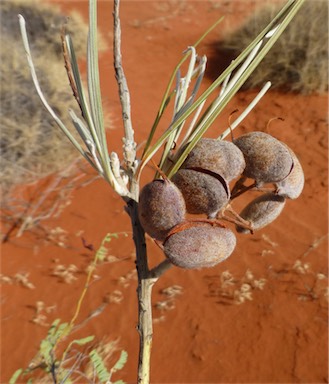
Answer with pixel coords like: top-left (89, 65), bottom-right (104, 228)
top-left (138, 131), bottom-right (304, 270)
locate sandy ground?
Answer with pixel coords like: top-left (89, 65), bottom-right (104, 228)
top-left (1, 1), bottom-right (328, 383)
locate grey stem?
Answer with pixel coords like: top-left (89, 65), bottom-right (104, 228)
top-left (113, 0), bottom-right (136, 171)
top-left (113, 0), bottom-right (164, 380)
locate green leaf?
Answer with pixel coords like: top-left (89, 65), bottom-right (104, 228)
top-left (88, 0), bottom-right (105, 138)
top-left (40, 339), bottom-right (56, 369)
top-left (111, 350), bottom-right (128, 372)
top-left (95, 233), bottom-right (127, 262)
top-left (70, 335), bottom-right (95, 347)
top-left (106, 233), bottom-right (118, 240)
top-left (48, 319), bottom-right (61, 336)
top-left (45, 319), bottom-right (69, 342)
top-left (56, 322), bottom-right (70, 338)
top-left (96, 245), bottom-right (108, 262)
top-left (113, 381), bottom-right (126, 384)
top-left (9, 369), bottom-right (23, 384)
top-left (65, 34), bottom-right (96, 142)
top-left (89, 349), bottom-right (110, 383)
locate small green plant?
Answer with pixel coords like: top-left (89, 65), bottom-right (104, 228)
top-left (10, 233), bottom-right (127, 384)
top-left (10, 326), bottom-right (126, 384)
top-left (18, 0), bottom-right (305, 382)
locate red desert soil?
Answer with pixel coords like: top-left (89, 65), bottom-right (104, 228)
top-left (1, 1), bottom-right (328, 383)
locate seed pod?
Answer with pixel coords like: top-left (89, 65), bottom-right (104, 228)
top-left (164, 222), bottom-right (236, 269)
top-left (275, 145), bottom-right (304, 199)
top-left (182, 138), bottom-right (245, 182)
top-left (236, 193), bottom-right (286, 234)
top-left (172, 168), bottom-right (230, 217)
top-left (234, 132), bottom-right (293, 184)
top-left (138, 179), bottom-right (186, 241)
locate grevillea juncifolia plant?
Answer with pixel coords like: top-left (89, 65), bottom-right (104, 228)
top-left (19, 0), bottom-right (305, 382)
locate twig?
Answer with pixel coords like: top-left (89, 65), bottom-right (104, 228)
top-left (302, 234), bottom-right (328, 258)
top-left (149, 259), bottom-right (173, 279)
top-left (113, 0), bottom-right (136, 172)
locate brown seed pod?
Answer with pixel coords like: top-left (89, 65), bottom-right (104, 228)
top-left (182, 138), bottom-right (246, 182)
top-left (236, 193), bottom-right (286, 234)
top-left (138, 179), bottom-right (186, 241)
top-left (275, 145), bottom-right (304, 199)
top-left (172, 168), bottom-right (230, 217)
top-left (164, 222), bottom-right (236, 269)
top-left (234, 132), bottom-right (293, 184)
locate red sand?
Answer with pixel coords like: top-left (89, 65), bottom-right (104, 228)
top-left (1, 1), bottom-right (328, 383)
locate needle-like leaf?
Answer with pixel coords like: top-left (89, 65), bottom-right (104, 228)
top-left (139, 0), bottom-right (305, 179)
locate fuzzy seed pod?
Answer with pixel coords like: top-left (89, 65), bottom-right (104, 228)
top-left (172, 168), bottom-right (230, 217)
top-left (182, 138), bottom-right (245, 182)
top-left (138, 179), bottom-right (186, 241)
top-left (234, 132), bottom-right (293, 184)
top-left (164, 222), bottom-right (236, 269)
top-left (236, 193), bottom-right (286, 234)
top-left (275, 145), bottom-right (304, 199)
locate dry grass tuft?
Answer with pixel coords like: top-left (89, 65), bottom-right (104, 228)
top-left (0, 0), bottom-right (109, 240)
top-left (31, 301), bottom-right (56, 326)
top-left (0, 0), bottom-right (108, 194)
top-left (1, 0), bottom-right (91, 56)
top-left (154, 285), bottom-right (183, 322)
top-left (205, 269), bottom-right (267, 305)
top-left (213, 0), bottom-right (328, 94)
top-left (0, 271), bottom-right (35, 289)
top-left (52, 264), bottom-right (79, 284)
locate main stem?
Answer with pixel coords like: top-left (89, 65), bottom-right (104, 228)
top-left (127, 190), bottom-right (156, 384)
top-left (113, 0), bottom-right (172, 379)
top-left (137, 279), bottom-right (156, 383)
top-left (127, 185), bottom-right (173, 383)
top-left (113, 2), bottom-right (155, 377)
